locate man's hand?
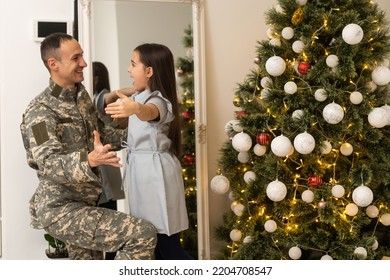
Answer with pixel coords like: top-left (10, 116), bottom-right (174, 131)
top-left (88, 130), bottom-right (122, 168)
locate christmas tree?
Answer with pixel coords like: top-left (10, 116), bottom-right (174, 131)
top-left (176, 25), bottom-right (198, 259)
top-left (212, 0), bottom-right (390, 260)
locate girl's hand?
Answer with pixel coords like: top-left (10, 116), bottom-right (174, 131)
top-left (105, 91), bottom-right (140, 118)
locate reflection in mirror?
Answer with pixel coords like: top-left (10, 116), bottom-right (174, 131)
top-left (78, 0), bottom-right (209, 259)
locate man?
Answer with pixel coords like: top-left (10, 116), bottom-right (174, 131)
top-left (20, 32), bottom-right (156, 260)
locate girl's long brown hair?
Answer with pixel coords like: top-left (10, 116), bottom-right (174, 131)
top-left (134, 43), bottom-right (181, 156)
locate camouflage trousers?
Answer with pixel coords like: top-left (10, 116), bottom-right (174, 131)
top-left (45, 206), bottom-right (157, 260)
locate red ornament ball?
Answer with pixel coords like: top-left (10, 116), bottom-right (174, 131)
top-left (236, 111), bottom-right (247, 119)
top-left (183, 154), bottom-right (195, 165)
top-left (298, 61), bottom-right (311, 75)
top-left (181, 111), bottom-right (193, 120)
top-left (308, 175), bottom-right (323, 187)
top-left (256, 132), bottom-right (271, 145)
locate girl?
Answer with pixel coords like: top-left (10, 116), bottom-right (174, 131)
top-left (105, 43), bottom-right (192, 260)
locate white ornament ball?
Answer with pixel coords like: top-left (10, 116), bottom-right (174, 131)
top-left (381, 104), bottom-right (390, 125)
top-left (265, 56), bottom-right (286, 77)
top-left (366, 81), bottom-right (377, 92)
top-left (229, 229), bottom-right (242, 242)
top-left (301, 189), bottom-right (315, 203)
top-left (342, 23), bottom-right (364, 45)
top-left (293, 131), bottom-right (316, 154)
top-left (372, 66), bottom-right (390, 86)
top-left (287, 145), bottom-right (295, 156)
top-left (372, 240), bottom-right (379, 250)
top-left (261, 77), bottom-right (273, 88)
top-left (243, 236), bottom-right (253, 243)
top-left (323, 102), bottom-right (344, 124)
top-left (296, 0), bottom-right (308, 6)
top-left (368, 107), bottom-right (388, 128)
top-left (292, 109), bottom-right (304, 120)
top-left (266, 28), bottom-right (275, 39)
top-left (253, 144), bottom-right (267, 156)
top-left (225, 120), bottom-right (234, 134)
top-left (366, 205), bottom-right (379, 218)
top-left (382, 58), bottom-right (390, 67)
top-left (264, 220), bottom-right (278, 233)
top-left (321, 140), bottom-right (332, 154)
top-left (232, 120), bottom-right (243, 132)
top-left (228, 192), bottom-right (236, 202)
top-left (269, 38), bottom-right (282, 47)
top-left (275, 4), bottom-right (284, 13)
top-left (380, 213), bottom-right (390, 226)
top-left (352, 185), bottom-right (374, 207)
top-left (284, 81), bottom-right (298, 94)
top-left (266, 180), bottom-right (287, 202)
top-left (271, 134), bottom-right (293, 157)
top-left (282, 27), bottom-right (294, 40)
top-left (345, 203), bottom-right (359, 216)
top-left (244, 171), bottom-right (256, 184)
top-left (210, 175), bottom-right (230, 194)
top-left (292, 40), bottom-right (305, 53)
top-left (261, 88), bottom-right (271, 99)
top-left (332, 184), bottom-right (345, 198)
top-left (238, 151), bottom-right (250, 163)
top-left (350, 91), bottom-right (363, 105)
top-left (232, 132), bottom-right (252, 152)
top-left (289, 246), bottom-right (302, 260)
top-left (321, 254), bottom-right (333, 260)
top-left (326, 54), bottom-right (339, 68)
top-left (231, 201), bottom-right (238, 211)
top-left (340, 142), bottom-right (353, 156)
top-left (354, 247), bottom-right (367, 259)
top-left (314, 88), bottom-right (327, 102)
top-left (233, 203), bottom-right (245, 216)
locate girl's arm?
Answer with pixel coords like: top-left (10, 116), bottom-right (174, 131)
top-left (105, 91), bottom-right (159, 121)
top-left (104, 87), bottom-right (136, 105)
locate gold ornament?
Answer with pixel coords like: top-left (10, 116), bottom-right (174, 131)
top-left (233, 96), bottom-right (242, 107)
top-left (292, 7), bottom-right (303, 25)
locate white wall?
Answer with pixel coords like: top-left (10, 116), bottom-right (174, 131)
top-left (0, 0), bottom-right (74, 259)
top-left (1, 0), bottom-right (390, 260)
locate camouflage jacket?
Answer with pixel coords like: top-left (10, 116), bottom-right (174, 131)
top-left (20, 80), bottom-right (126, 229)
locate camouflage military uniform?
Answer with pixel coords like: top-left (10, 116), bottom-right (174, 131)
top-left (20, 80), bottom-right (156, 260)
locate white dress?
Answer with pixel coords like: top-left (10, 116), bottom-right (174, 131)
top-left (123, 89), bottom-right (189, 235)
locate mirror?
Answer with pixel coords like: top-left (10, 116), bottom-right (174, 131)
top-left (77, 0), bottom-right (209, 259)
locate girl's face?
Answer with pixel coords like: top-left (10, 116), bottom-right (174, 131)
top-left (127, 50), bottom-right (152, 92)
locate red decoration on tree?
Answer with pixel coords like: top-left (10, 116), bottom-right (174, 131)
top-left (298, 61), bottom-right (311, 75)
top-left (181, 111), bottom-right (193, 121)
top-left (236, 111), bottom-right (247, 119)
top-left (256, 132), bottom-right (271, 145)
top-left (183, 154), bottom-right (195, 165)
top-left (177, 67), bottom-right (184, 75)
top-left (308, 175), bottom-right (323, 187)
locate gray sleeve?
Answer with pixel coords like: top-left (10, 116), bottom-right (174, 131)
top-left (93, 89), bottom-right (113, 124)
top-left (146, 96), bottom-right (174, 124)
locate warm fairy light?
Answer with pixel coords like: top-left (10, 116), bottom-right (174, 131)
top-left (258, 207), bottom-right (266, 216)
top-left (324, 17), bottom-right (329, 29)
top-left (291, 198), bottom-right (297, 205)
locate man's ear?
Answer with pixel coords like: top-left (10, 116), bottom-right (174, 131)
top-left (47, 58), bottom-right (58, 71)
top-left (146, 66), bottom-right (153, 78)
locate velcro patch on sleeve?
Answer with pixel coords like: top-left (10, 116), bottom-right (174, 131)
top-left (31, 121), bottom-right (50, 146)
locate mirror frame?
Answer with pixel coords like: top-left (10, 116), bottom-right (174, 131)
top-left (77, 0), bottom-right (209, 259)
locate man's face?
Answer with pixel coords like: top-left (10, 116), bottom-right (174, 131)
top-left (51, 39), bottom-right (87, 89)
